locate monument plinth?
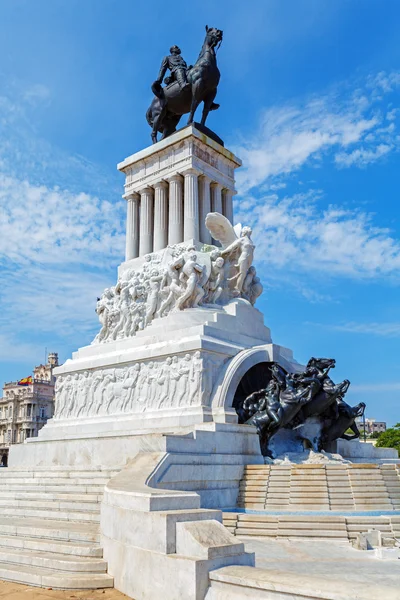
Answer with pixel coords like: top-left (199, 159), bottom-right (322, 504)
top-left (9, 127), bottom-right (299, 461)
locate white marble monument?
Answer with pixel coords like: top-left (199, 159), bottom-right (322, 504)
top-left (11, 125), bottom-right (301, 455)
top-left (6, 126), bottom-right (396, 600)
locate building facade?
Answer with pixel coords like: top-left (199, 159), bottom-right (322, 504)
top-left (0, 353), bottom-right (58, 465)
top-left (356, 416), bottom-right (387, 436)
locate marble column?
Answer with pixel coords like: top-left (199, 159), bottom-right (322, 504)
top-left (167, 174), bottom-right (184, 245)
top-left (198, 175), bottom-right (212, 245)
top-left (183, 168), bottom-right (200, 241)
top-left (153, 181), bottom-right (168, 251)
top-left (222, 188), bottom-right (235, 224)
top-left (211, 182), bottom-right (223, 214)
top-left (125, 193), bottom-right (140, 260)
top-left (210, 182), bottom-right (223, 245)
top-left (139, 186), bottom-right (154, 256)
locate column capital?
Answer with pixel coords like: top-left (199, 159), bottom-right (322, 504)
top-left (180, 167), bottom-right (201, 177)
top-left (166, 173), bottom-right (184, 183)
top-left (210, 181), bottom-right (223, 190)
top-left (153, 180), bottom-right (169, 190)
top-left (199, 174), bottom-right (212, 184)
top-left (138, 186), bottom-right (154, 195)
top-left (222, 187), bottom-right (237, 196)
top-left (125, 191), bottom-right (140, 201)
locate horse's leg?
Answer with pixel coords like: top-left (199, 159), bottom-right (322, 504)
top-left (200, 89), bottom-right (217, 127)
top-left (151, 113), bottom-right (160, 144)
top-left (188, 81), bottom-right (203, 124)
top-left (152, 107), bottom-right (167, 144)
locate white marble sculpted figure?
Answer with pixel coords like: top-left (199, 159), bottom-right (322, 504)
top-left (92, 212), bottom-right (263, 345)
top-left (53, 352), bottom-right (224, 419)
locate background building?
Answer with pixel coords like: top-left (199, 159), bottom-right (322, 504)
top-left (356, 416), bottom-right (387, 437)
top-left (0, 353), bottom-right (58, 465)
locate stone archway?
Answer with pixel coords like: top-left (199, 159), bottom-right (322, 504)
top-left (232, 361), bottom-right (274, 420)
top-left (210, 344), bottom-right (299, 423)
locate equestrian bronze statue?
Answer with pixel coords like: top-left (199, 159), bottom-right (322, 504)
top-left (146, 26), bottom-right (223, 143)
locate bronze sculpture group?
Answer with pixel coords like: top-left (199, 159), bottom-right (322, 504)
top-left (238, 358), bottom-right (366, 457)
top-left (147, 26), bottom-right (223, 143)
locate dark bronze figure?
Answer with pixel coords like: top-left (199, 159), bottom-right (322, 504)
top-left (156, 45), bottom-right (190, 90)
top-left (238, 357), bottom-right (363, 457)
top-left (321, 401), bottom-right (366, 446)
top-left (146, 26), bottom-right (223, 143)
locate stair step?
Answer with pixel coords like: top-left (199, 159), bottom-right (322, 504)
top-left (0, 507), bottom-right (100, 523)
top-left (0, 499), bottom-right (100, 511)
top-left (0, 491), bottom-right (102, 502)
top-left (0, 477), bottom-right (110, 485)
top-left (0, 485), bottom-right (106, 494)
top-left (0, 561), bottom-right (113, 589)
top-left (0, 517), bottom-right (100, 543)
top-left (0, 547), bottom-right (107, 573)
top-left (0, 533), bottom-right (103, 557)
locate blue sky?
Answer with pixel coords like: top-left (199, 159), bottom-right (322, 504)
top-left (0, 0), bottom-right (400, 424)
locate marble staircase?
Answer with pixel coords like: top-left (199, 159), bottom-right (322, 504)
top-left (237, 463), bottom-right (400, 510)
top-left (223, 513), bottom-right (400, 543)
top-left (0, 466), bottom-right (120, 589)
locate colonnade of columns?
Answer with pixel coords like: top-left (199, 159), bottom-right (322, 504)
top-left (125, 169), bottom-right (235, 260)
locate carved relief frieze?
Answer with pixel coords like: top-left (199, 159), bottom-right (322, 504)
top-left (54, 351), bottom-right (226, 420)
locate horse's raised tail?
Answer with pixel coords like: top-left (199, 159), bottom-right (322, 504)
top-left (151, 81), bottom-right (165, 100)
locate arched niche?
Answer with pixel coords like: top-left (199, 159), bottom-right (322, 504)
top-left (232, 361), bottom-right (274, 421)
top-left (211, 345), bottom-right (296, 423)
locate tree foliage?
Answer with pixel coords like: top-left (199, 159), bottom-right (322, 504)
top-left (375, 423), bottom-right (400, 454)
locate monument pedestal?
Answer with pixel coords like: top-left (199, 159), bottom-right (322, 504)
top-left (10, 127), bottom-right (302, 467)
top-left (6, 128), bottom-right (304, 600)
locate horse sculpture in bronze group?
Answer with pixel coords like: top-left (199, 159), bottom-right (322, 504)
top-left (239, 358), bottom-right (356, 457)
top-left (146, 26), bottom-right (223, 143)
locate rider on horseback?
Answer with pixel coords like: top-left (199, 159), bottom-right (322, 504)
top-left (156, 45), bottom-right (190, 90)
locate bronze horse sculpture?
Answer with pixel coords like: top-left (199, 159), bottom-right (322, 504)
top-left (146, 26), bottom-right (223, 143)
top-left (239, 358), bottom-right (359, 457)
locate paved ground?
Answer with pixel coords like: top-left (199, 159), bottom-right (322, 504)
top-left (1, 540), bottom-right (399, 599)
top-left (0, 582), bottom-right (129, 600)
top-left (240, 536), bottom-right (400, 595)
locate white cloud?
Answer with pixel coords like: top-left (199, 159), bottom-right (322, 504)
top-left (331, 322), bottom-right (400, 336)
top-left (0, 174), bottom-right (125, 266)
top-left (308, 322), bottom-right (400, 337)
top-left (233, 71), bottom-right (400, 193)
top-left (0, 334), bottom-right (42, 364)
top-left (351, 382), bottom-right (400, 393)
top-left (387, 109), bottom-right (398, 121)
top-left (335, 143), bottom-right (392, 168)
top-left (0, 82), bottom-right (125, 360)
top-left (234, 189), bottom-right (400, 280)
top-left (23, 84), bottom-right (51, 105)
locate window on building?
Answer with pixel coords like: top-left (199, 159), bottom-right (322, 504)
top-left (39, 407), bottom-right (46, 419)
top-left (7, 430), bottom-right (11, 442)
top-left (27, 404), bottom-right (31, 417)
top-left (26, 429), bottom-right (30, 438)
